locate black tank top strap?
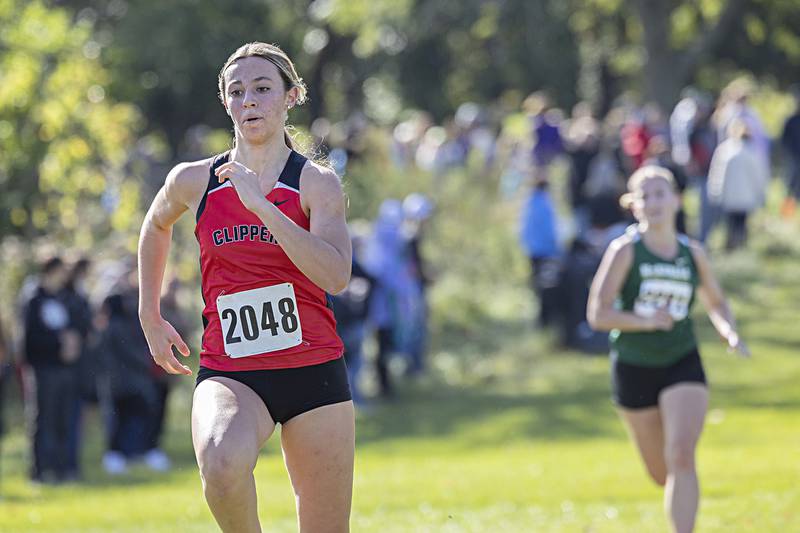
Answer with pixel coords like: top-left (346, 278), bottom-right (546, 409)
top-left (196, 152), bottom-right (231, 223)
top-left (277, 150), bottom-right (307, 190)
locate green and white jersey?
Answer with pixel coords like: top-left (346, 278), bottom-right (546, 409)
top-left (610, 226), bottom-right (700, 367)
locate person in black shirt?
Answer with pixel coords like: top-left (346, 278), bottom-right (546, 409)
top-left (23, 256), bottom-right (80, 483)
top-left (59, 258), bottom-right (93, 481)
top-left (99, 271), bottom-right (159, 474)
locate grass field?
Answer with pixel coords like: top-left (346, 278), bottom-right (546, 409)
top-left (1, 203), bottom-right (799, 531)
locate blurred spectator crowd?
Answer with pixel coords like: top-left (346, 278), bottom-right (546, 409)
top-left (317, 76), bottom-right (799, 354)
top-left (0, 255), bottom-right (182, 484)
top-left (1, 75), bottom-right (800, 484)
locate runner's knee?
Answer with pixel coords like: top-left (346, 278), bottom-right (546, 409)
top-left (664, 440), bottom-right (695, 472)
top-left (198, 444), bottom-right (253, 493)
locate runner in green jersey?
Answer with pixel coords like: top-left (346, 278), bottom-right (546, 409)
top-left (610, 225), bottom-right (700, 368)
top-left (587, 165), bottom-right (749, 533)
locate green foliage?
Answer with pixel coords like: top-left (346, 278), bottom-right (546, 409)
top-left (319, 0), bottom-right (413, 56)
top-left (28, 0), bottom-right (794, 158)
top-left (748, 83), bottom-right (795, 137)
top-left (670, 3), bottom-right (700, 49)
top-left (0, 0), bottom-right (142, 242)
top-left (567, 0), bottom-right (800, 108)
top-left (71, 0), bottom-right (581, 138)
top-left (393, 0), bottom-right (580, 116)
top-left (341, 139), bottom-right (531, 347)
top-left (423, 167), bottom-right (530, 344)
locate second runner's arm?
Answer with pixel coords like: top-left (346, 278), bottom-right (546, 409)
top-left (689, 241), bottom-right (751, 357)
top-left (587, 238), bottom-right (673, 332)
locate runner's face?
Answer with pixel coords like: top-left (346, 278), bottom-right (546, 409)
top-left (632, 177), bottom-right (678, 226)
top-left (222, 57), bottom-right (297, 144)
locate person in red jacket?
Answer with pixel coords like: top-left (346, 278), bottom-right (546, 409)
top-left (138, 42), bottom-right (353, 532)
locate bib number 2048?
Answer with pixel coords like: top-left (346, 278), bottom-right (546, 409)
top-left (217, 283), bottom-right (303, 358)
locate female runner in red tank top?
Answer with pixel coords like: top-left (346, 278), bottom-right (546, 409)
top-left (138, 42), bottom-right (354, 533)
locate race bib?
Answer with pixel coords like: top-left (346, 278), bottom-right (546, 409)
top-left (633, 279), bottom-right (692, 321)
top-left (217, 283), bottom-right (303, 358)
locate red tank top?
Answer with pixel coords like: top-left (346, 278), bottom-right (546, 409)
top-left (194, 151), bottom-right (343, 370)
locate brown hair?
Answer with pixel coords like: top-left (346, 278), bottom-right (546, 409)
top-left (218, 42), bottom-right (308, 150)
top-left (619, 165), bottom-right (677, 210)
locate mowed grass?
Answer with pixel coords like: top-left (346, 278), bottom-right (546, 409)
top-left (1, 243), bottom-right (799, 531)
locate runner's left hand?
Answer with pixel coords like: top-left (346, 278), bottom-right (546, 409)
top-left (726, 331), bottom-right (751, 358)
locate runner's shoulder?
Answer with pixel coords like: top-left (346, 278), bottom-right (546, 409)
top-left (165, 157), bottom-right (215, 205)
top-left (683, 236), bottom-right (709, 268)
top-left (607, 232), bottom-right (636, 258)
top-left (299, 160), bottom-right (344, 202)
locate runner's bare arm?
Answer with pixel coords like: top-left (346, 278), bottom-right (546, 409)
top-left (689, 241), bottom-right (750, 356)
top-left (139, 162), bottom-right (206, 317)
top-left (587, 237), bottom-right (672, 332)
top-left (138, 161), bottom-right (207, 374)
top-left (250, 163), bottom-right (352, 294)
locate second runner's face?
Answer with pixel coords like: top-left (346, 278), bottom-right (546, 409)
top-left (632, 177), bottom-right (678, 227)
top-left (223, 57), bottom-right (297, 144)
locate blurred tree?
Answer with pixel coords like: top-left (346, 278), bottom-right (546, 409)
top-left (634, 0), bottom-right (748, 110)
top-left (569, 0), bottom-right (800, 111)
top-left (389, 0), bottom-right (580, 119)
top-left (60, 0), bottom-right (578, 157)
top-left (309, 0), bottom-right (580, 119)
top-left (58, 0), bottom-right (307, 160)
top-left (0, 0), bottom-right (142, 244)
top-left (7, 0), bottom-right (800, 187)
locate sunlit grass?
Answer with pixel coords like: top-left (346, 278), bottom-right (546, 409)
top-left (1, 297), bottom-right (798, 532)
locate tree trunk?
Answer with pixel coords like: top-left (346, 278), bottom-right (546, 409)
top-left (633, 0), bottom-right (749, 111)
top-left (306, 27), bottom-right (355, 122)
top-left (634, 0), bottom-right (682, 111)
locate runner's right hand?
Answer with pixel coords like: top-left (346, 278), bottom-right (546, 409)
top-left (646, 308), bottom-right (674, 331)
top-left (141, 315), bottom-right (192, 375)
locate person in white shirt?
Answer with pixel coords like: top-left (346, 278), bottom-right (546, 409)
top-left (707, 119), bottom-right (769, 250)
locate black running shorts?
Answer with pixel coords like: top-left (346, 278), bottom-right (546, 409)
top-left (196, 357), bottom-right (352, 424)
top-left (611, 348), bottom-right (707, 409)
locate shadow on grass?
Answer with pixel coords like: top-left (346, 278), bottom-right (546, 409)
top-left (432, 317), bottom-right (538, 359)
top-left (711, 379), bottom-right (800, 411)
top-left (355, 313), bottom-right (622, 449)
top-left (357, 378), bottom-right (619, 449)
top-left (741, 335), bottom-right (800, 351)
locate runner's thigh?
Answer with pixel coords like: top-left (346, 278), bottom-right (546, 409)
top-left (659, 383), bottom-right (708, 464)
top-left (192, 377), bottom-right (275, 472)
